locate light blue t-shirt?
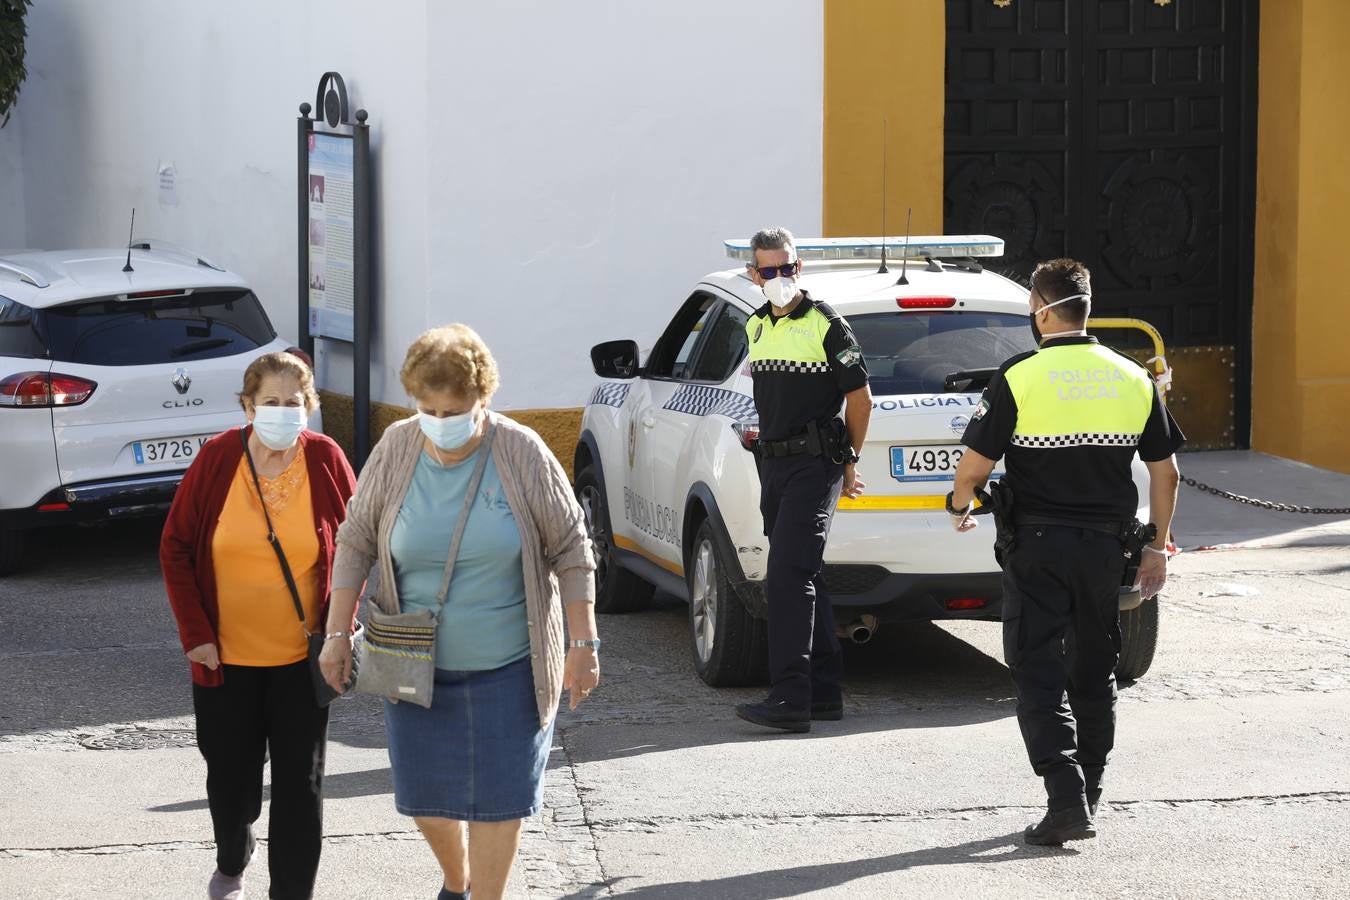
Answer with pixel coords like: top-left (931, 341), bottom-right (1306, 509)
top-left (390, 448), bottom-right (530, 671)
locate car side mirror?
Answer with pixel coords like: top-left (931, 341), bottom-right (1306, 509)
top-left (591, 340), bottom-right (640, 379)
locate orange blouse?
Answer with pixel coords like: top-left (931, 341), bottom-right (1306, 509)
top-left (211, 448), bottom-right (321, 666)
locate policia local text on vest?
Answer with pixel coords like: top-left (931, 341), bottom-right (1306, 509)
top-left (949, 258), bottom-right (1184, 846)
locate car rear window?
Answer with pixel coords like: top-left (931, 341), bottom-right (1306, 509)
top-left (39, 289), bottom-right (276, 366)
top-left (850, 310), bottom-right (1036, 395)
top-left (0, 295), bottom-right (46, 359)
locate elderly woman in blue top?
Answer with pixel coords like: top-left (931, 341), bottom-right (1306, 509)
top-left (320, 324), bottom-right (600, 900)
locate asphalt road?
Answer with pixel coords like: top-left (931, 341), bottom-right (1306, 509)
top-left (2, 456), bottom-right (1349, 898)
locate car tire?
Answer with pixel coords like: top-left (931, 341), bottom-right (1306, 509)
top-left (575, 466), bottom-right (654, 614)
top-left (686, 518), bottom-right (768, 687)
top-left (1116, 595), bottom-right (1159, 681)
top-left (0, 528), bottom-right (26, 576)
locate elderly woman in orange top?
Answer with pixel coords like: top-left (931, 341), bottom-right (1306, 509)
top-left (161, 351), bottom-right (356, 900)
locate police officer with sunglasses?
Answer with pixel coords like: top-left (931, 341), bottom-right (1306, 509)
top-left (734, 227), bottom-right (872, 733)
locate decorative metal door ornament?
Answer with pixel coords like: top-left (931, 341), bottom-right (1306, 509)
top-left (993, 0), bottom-right (1011, 7)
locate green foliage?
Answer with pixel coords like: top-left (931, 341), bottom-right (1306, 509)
top-left (0, 0), bottom-right (34, 128)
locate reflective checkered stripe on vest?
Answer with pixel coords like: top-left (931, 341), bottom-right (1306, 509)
top-left (746, 306), bottom-right (833, 373)
top-left (1004, 344), bottom-right (1155, 448)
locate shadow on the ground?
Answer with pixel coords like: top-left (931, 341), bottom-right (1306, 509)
top-left (147, 766), bottom-right (394, 813)
top-left (561, 831), bottom-right (1075, 899)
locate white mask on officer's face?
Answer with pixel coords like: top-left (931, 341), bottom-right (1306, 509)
top-left (762, 275), bottom-right (797, 309)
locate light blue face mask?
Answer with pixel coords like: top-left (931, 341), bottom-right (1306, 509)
top-left (252, 405), bottom-right (308, 450)
top-left (420, 407), bottom-right (479, 450)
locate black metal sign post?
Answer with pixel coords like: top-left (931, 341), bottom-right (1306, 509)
top-left (296, 72), bottom-right (373, 470)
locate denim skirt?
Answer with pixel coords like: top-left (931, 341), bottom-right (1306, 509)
top-left (384, 655), bottom-right (554, 822)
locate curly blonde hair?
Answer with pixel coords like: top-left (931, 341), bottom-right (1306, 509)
top-left (400, 324), bottom-right (500, 401)
top-left (238, 351), bottom-right (320, 412)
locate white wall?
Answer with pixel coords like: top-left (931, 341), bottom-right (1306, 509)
top-left (0, 110), bottom-right (24, 248)
top-left (14, 0), bottom-right (823, 410)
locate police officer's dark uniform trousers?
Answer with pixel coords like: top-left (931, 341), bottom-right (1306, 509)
top-left (745, 291), bottom-right (869, 714)
top-left (961, 335), bottom-right (1183, 816)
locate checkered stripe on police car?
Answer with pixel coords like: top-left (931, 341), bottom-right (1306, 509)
top-left (750, 358), bottom-right (832, 374)
top-left (1011, 432), bottom-right (1141, 448)
top-left (662, 385), bottom-right (757, 423)
top-left (587, 382), bottom-right (630, 408)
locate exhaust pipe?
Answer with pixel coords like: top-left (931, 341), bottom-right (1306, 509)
top-left (839, 614), bottom-right (879, 645)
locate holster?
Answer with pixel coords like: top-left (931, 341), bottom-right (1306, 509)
top-left (986, 480), bottom-right (1016, 569)
top-left (805, 418), bottom-right (850, 463)
top-left (1118, 519), bottom-right (1158, 588)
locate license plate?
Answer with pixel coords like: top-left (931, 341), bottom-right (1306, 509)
top-left (890, 445), bottom-right (966, 482)
top-left (133, 435), bottom-right (212, 465)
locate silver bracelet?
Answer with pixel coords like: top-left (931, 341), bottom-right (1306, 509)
top-left (1142, 546), bottom-right (1168, 558)
top-left (324, 630), bottom-right (352, 640)
top-left (569, 638), bottom-right (601, 651)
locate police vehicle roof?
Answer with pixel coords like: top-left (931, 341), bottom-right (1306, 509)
top-left (0, 247), bottom-right (248, 309)
top-left (701, 260), bottom-right (1032, 316)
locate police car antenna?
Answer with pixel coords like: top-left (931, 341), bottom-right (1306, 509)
top-left (877, 119), bottom-right (889, 275)
top-left (121, 208), bottom-right (136, 273)
top-left (897, 207), bottom-right (911, 286)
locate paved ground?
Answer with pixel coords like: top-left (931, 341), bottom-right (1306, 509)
top-left (1, 450), bottom-right (1347, 898)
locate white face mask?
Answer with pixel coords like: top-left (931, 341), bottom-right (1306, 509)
top-left (762, 275), bottom-right (798, 309)
top-left (419, 407), bottom-right (479, 451)
top-left (1031, 292), bottom-right (1091, 342)
top-left (251, 405), bottom-right (308, 450)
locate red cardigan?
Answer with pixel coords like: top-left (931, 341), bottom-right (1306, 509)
top-left (161, 427), bottom-right (358, 687)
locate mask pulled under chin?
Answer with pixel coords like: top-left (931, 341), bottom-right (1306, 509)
top-left (252, 406), bottom-right (309, 450)
top-left (762, 276), bottom-right (797, 309)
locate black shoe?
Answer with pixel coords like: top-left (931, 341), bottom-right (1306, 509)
top-left (1087, 789), bottom-right (1102, 818)
top-left (1024, 805), bottom-right (1096, 846)
top-left (810, 700), bottom-right (844, 721)
top-left (735, 700), bottom-right (811, 733)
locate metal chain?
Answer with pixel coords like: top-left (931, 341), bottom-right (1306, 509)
top-left (1181, 476), bottom-right (1350, 515)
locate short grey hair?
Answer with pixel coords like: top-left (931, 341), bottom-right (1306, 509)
top-left (749, 227), bottom-right (796, 261)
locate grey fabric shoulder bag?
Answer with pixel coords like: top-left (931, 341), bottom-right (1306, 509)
top-left (353, 422), bottom-right (495, 708)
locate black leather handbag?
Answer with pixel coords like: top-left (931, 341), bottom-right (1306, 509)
top-left (241, 431), bottom-right (359, 707)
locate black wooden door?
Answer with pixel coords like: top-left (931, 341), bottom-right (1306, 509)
top-left (944, 0), bottom-right (1258, 443)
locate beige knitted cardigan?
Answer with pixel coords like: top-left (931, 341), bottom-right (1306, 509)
top-left (332, 412), bottom-right (595, 726)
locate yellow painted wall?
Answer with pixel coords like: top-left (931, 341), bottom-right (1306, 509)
top-left (1252, 0), bottom-right (1350, 473)
top-left (823, 0), bottom-right (945, 237)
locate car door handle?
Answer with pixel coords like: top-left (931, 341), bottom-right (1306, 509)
top-left (641, 412), bottom-right (656, 428)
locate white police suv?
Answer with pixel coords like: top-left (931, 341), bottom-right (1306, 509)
top-left (0, 244), bottom-right (296, 574)
top-left (576, 236), bottom-right (1159, 686)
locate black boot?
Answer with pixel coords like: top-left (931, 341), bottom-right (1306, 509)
top-left (735, 700), bottom-right (810, 733)
top-left (1024, 803), bottom-right (1096, 846)
top-left (1086, 788), bottom-right (1102, 818)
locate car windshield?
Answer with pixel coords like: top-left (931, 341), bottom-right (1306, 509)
top-left (850, 310), bottom-right (1036, 395)
top-left (39, 289), bottom-right (275, 366)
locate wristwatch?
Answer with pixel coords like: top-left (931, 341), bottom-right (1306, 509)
top-left (569, 638), bottom-right (601, 651)
top-left (944, 491), bottom-right (973, 516)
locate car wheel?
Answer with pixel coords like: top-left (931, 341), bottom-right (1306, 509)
top-left (575, 466), bottom-right (654, 614)
top-left (1116, 595), bottom-right (1159, 681)
top-left (0, 528), bottom-right (26, 576)
top-left (687, 518), bottom-right (768, 687)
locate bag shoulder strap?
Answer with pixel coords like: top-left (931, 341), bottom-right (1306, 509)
top-left (240, 429), bottom-right (310, 634)
top-left (432, 420), bottom-right (497, 612)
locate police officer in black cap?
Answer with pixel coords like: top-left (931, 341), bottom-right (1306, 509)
top-left (734, 227), bottom-right (872, 733)
top-left (949, 258), bottom-right (1183, 844)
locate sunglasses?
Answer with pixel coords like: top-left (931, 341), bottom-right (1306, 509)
top-left (749, 262), bottom-right (798, 280)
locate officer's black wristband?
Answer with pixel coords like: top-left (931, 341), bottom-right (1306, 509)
top-left (944, 491), bottom-right (973, 516)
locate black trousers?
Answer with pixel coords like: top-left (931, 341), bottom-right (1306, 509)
top-left (759, 454), bottom-right (845, 709)
top-left (1001, 524), bottom-right (1127, 811)
top-left (192, 660), bottom-right (329, 900)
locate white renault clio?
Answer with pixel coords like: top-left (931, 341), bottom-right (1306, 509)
top-left (576, 236), bottom-right (1158, 686)
top-left (0, 244), bottom-right (296, 574)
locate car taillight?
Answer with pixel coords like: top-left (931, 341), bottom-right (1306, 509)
top-left (731, 421), bottom-right (760, 452)
top-left (0, 372), bottom-right (98, 408)
top-left (946, 597), bottom-right (988, 611)
top-left (897, 296), bottom-right (957, 309)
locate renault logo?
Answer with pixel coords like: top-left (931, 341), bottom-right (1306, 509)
top-left (172, 368), bottom-right (192, 395)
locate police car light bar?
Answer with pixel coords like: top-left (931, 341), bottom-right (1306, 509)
top-left (724, 235), bottom-right (1005, 262)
